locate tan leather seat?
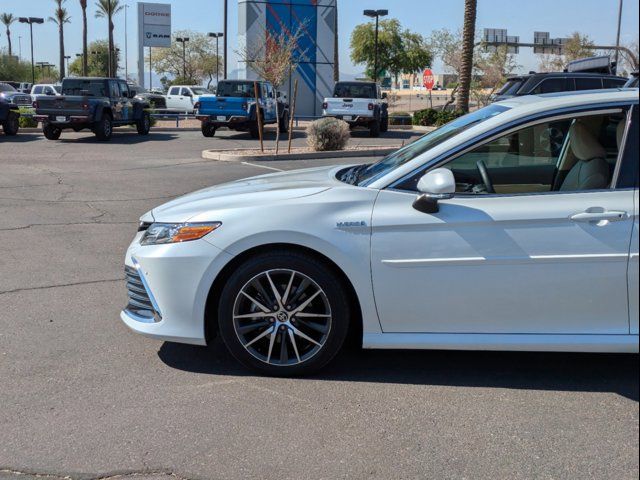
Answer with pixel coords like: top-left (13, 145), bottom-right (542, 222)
top-left (560, 122), bottom-right (610, 191)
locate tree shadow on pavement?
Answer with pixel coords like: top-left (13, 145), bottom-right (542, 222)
top-left (158, 339), bottom-right (639, 401)
top-left (0, 133), bottom-right (42, 143)
top-left (56, 132), bottom-right (178, 144)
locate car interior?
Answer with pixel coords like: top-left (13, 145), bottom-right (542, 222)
top-left (432, 112), bottom-right (627, 195)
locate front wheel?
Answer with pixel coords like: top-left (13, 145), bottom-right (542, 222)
top-left (2, 111), bottom-right (19, 136)
top-left (380, 114), bottom-right (389, 133)
top-left (43, 123), bottom-right (62, 140)
top-left (201, 123), bottom-right (216, 137)
top-left (93, 114), bottom-right (113, 141)
top-left (137, 112), bottom-right (151, 135)
top-left (249, 121), bottom-right (262, 139)
top-left (369, 118), bottom-right (381, 137)
top-left (217, 251), bottom-right (351, 376)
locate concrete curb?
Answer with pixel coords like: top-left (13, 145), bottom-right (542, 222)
top-left (202, 145), bottom-right (400, 162)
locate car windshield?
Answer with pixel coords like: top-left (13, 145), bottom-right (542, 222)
top-left (216, 81), bottom-right (255, 98)
top-left (191, 87), bottom-right (211, 95)
top-left (333, 83), bottom-right (375, 98)
top-left (497, 79), bottom-right (524, 96)
top-left (346, 104), bottom-right (511, 186)
top-left (62, 79), bottom-right (106, 96)
top-left (0, 83), bottom-right (17, 92)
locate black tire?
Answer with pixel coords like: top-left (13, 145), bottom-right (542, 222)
top-left (2, 111), bottom-right (19, 136)
top-left (217, 250), bottom-right (352, 376)
top-left (279, 110), bottom-right (289, 133)
top-left (93, 114), bottom-right (113, 141)
top-left (249, 121), bottom-right (261, 139)
top-left (43, 124), bottom-right (62, 140)
top-left (380, 114), bottom-right (389, 133)
top-left (137, 112), bottom-right (151, 135)
top-left (369, 118), bottom-right (381, 137)
top-left (201, 123), bottom-right (216, 137)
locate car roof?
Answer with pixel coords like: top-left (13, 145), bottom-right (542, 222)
top-left (508, 72), bottom-right (625, 81)
top-left (369, 89), bottom-right (638, 189)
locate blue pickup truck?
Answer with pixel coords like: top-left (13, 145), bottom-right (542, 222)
top-left (195, 80), bottom-right (289, 138)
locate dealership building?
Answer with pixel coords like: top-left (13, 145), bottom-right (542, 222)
top-left (238, 0), bottom-right (337, 117)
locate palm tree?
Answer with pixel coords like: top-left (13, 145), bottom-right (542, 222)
top-left (333, 2), bottom-right (339, 82)
top-left (456, 0), bottom-right (477, 113)
top-left (1, 13), bottom-right (15, 57)
top-left (95, 0), bottom-right (123, 77)
top-left (80, 0), bottom-right (88, 75)
top-left (49, 0), bottom-right (72, 81)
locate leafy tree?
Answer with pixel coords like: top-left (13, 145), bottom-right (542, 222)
top-left (0, 51), bottom-right (31, 81)
top-left (473, 45), bottom-right (520, 106)
top-left (616, 40), bottom-right (639, 75)
top-left (68, 39), bottom-right (119, 77)
top-left (150, 31), bottom-right (221, 87)
top-left (456, 0), bottom-right (477, 112)
top-left (1, 13), bottom-right (16, 58)
top-left (49, 0), bottom-right (71, 80)
top-left (537, 32), bottom-right (596, 72)
top-left (95, 0), bottom-right (123, 76)
top-left (79, 0), bottom-right (88, 75)
top-left (350, 18), bottom-right (403, 80)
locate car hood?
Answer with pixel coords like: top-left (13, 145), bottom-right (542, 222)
top-left (151, 164), bottom-right (349, 222)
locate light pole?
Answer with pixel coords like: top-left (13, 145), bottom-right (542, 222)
top-left (18, 36), bottom-right (22, 60)
top-left (208, 32), bottom-right (224, 85)
top-left (223, 0), bottom-right (228, 79)
top-left (614, 0), bottom-right (623, 72)
top-left (176, 37), bottom-right (189, 81)
top-left (18, 17), bottom-right (45, 84)
top-left (363, 9), bottom-right (388, 82)
top-left (64, 55), bottom-right (71, 75)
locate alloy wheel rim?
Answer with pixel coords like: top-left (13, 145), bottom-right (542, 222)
top-left (232, 269), bottom-right (332, 366)
top-left (105, 119), bottom-right (111, 136)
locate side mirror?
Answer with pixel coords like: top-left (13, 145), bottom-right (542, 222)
top-left (413, 168), bottom-right (455, 214)
top-left (183, 92), bottom-right (192, 97)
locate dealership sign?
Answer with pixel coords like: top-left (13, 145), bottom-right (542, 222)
top-left (138, 2), bottom-right (171, 48)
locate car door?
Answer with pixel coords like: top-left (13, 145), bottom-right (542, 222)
top-left (118, 81), bottom-right (133, 122)
top-left (262, 84), bottom-right (275, 121)
top-left (108, 80), bottom-right (123, 122)
top-left (370, 107), bottom-right (635, 335)
top-left (180, 87), bottom-right (194, 112)
top-left (166, 86), bottom-right (180, 110)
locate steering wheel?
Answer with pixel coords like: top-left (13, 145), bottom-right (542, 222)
top-left (476, 160), bottom-right (496, 194)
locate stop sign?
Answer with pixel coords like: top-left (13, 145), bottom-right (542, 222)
top-left (422, 68), bottom-right (435, 90)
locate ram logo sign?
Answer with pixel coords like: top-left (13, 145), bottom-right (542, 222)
top-left (138, 2), bottom-right (171, 48)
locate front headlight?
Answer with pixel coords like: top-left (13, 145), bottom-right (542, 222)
top-left (140, 222), bottom-right (221, 246)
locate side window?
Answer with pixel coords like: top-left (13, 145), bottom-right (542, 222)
top-left (34, 86), bottom-right (42, 94)
top-left (603, 78), bottom-right (626, 88)
top-left (108, 80), bottom-right (120, 98)
top-left (575, 77), bottom-right (603, 90)
top-left (118, 82), bottom-right (129, 98)
top-left (534, 78), bottom-right (567, 94)
top-left (44, 87), bottom-right (53, 94)
top-left (617, 106), bottom-right (639, 188)
top-left (168, 87), bottom-right (179, 95)
top-left (181, 87), bottom-right (192, 96)
top-left (433, 112), bottom-right (624, 195)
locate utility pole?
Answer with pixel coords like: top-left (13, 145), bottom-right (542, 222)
top-left (176, 37), bottom-right (189, 80)
top-left (107, 0), bottom-right (113, 76)
top-left (208, 32), bottom-right (224, 85)
top-left (363, 9), bottom-right (388, 82)
top-left (223, 0), bottom-right (228, 78)
top-left (18, 36), bottom-right (22, 60)
top-left (124, 3), bottom-right (129, 80)
top-left (614, 0), bottom-right (623, 72)
top-left (18, 17), bottom-right (44, 85)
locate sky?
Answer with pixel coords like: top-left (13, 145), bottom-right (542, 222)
top-left (1, 0), bottom-right (638, 82)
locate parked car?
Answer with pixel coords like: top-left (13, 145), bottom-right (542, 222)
top-left (30, 84), bottom-right (61, 97)
top-left (322, 81), bottom-right (388, 137)
top-left (33, 77), bottom-right (151, 141)
top-left (165, 85), bottom-right (211, 113)
top-left (493, 72), bottom-right (627, 101)
top-left (18, 82), bottom-right (33, 94)
top-left (195, 79), bottom-right (288, 138)
top-left (0, 82), bottom-right (34, 107)
top-left (0, 99), bottom-right (20, 136)
top-left (129, 85), bottom-right (167, 111)
top-left (121, 89), bottom-right (639, 376)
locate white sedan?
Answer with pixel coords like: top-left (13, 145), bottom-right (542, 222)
top-left (122, 89), bottom-right (639, 376)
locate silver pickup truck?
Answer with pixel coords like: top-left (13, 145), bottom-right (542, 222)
top-left (322, 81), bottom-right (388, 137)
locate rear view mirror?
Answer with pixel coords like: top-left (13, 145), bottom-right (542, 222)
top-left (413, 168), bottom-right (455, 214)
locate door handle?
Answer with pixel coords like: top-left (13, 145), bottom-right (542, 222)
top-left (570, 210), bottom-right (628, 222)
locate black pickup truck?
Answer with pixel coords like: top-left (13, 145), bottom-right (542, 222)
top-left (0, 99), bottom-right (20, 136)
top-left (34, 77), bottom-right (151, 141)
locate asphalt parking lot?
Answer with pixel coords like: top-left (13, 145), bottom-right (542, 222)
top-left (0, 129), bottom-right (638, 480)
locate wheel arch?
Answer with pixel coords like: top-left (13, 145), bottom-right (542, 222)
top-left (204, 242), bottom-right (363, 347)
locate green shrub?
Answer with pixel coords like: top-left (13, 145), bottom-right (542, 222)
top-left (306, 117), bottom-right (350, 151)
top-left (389, 112), bottom-right (413, 126)
top-left (18, 107), bottom-right (38, 128)
top-left (412, 108), bottom-right (464, 127)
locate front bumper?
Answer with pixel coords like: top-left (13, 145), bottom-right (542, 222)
top-left (120, 232), bottom-right (233, 345)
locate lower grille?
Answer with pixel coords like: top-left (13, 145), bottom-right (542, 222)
top-left (13, 95), bottom-right (32, 106)
top-left (124, 265), bottom-right (161, 322)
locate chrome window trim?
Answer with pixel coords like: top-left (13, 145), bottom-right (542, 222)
top-left (387, 103), bottom-right (635, 194)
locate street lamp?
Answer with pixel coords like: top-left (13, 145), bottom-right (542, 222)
top-left (18, 17), bottom-right (45, 84)
top-left (64, 55), bottom-right (71, 75)
top-left (176, 37), bottom-right (190, 81)
top-left (363, 9), bottom-right (388, 82)
top-left (208, 32), bottom-right (224, 85)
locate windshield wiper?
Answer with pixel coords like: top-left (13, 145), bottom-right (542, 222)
top-left (341, 164), bottom-right (369, 185)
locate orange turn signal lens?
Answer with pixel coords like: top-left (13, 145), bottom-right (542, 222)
top-left (172, 224), bottom-right (220, 243)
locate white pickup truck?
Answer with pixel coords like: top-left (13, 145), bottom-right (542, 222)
top-left (165, 85), bottom-right (212, 113)
top-left (322, 81), bottom-right (388, 137)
